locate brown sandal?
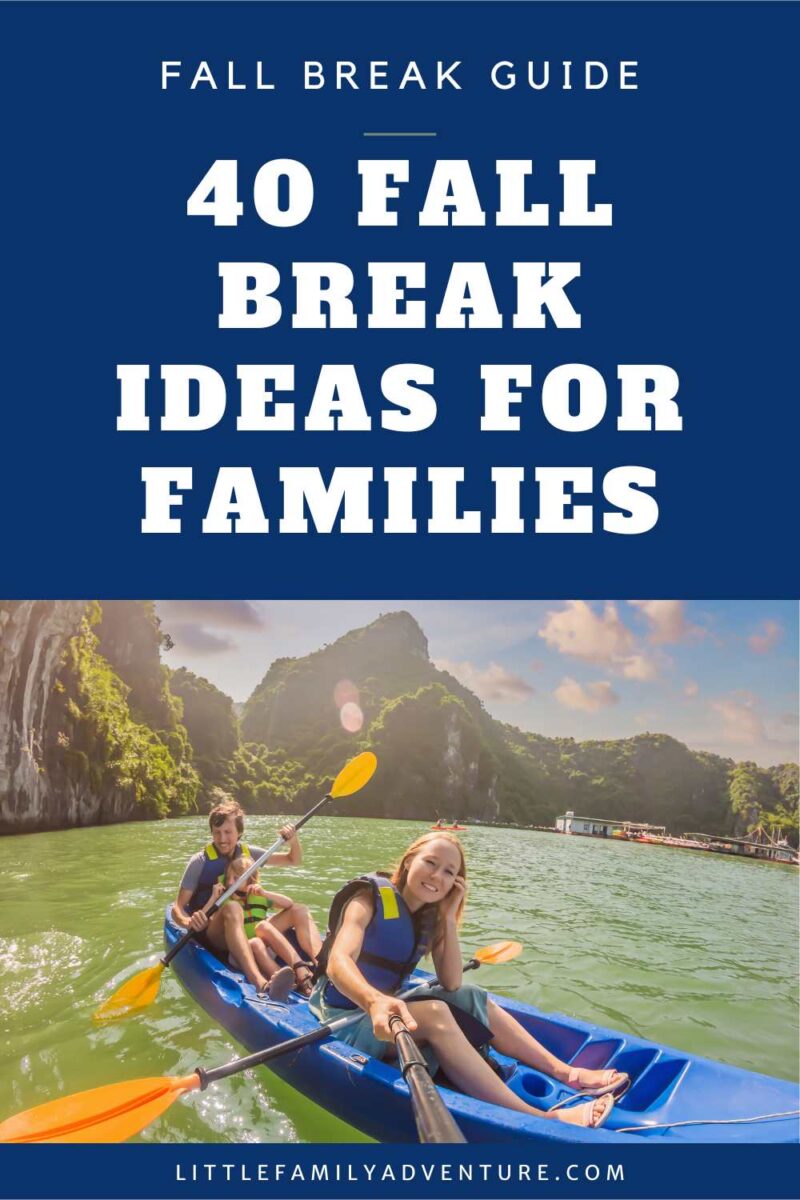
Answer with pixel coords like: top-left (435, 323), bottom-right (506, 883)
top-left (293, 962), bottom-right (315, 997)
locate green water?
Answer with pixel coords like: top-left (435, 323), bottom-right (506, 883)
top-left (1, 817), bottom-right (797, 1143)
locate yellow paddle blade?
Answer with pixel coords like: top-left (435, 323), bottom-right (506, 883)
top-left (0, 1074), bottom-right (200, 1143)
top-left (92, 961), bottom-right (165, 1023)
top-left (474, 940), bottom-right (523, 965)
top-left (330, 751), bottom-right (377, 798)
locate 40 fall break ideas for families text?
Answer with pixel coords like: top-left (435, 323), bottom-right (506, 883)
top-left (117, 156), bottom-right (683, 538)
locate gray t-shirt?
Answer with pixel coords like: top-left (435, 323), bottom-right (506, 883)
top-left (179, 844), bottom-right (269, 894)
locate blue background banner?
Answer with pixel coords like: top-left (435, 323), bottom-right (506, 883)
top-left (0, 1143), bottom-right (799, 1199)
top-left (1, 1), bottom-right (797, 598)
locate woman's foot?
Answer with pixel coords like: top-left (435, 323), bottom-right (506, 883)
top-left (552, 1094), bottom-right (614, 1128)
top-left (292, 962), bottom-right (315, 997)
top-left (564, 1067), bottom-right (629, 1098)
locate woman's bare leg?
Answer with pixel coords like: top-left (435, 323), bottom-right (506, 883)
top-left (485, 999), bottom-right (626, 1091)
top-left (406, 1001), bottom-right (610, 1127)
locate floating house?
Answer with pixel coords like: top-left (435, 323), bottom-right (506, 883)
top-left (684, 826), bottom-right (799, 864)
top-left (554, 811), bottom-right (666, 838)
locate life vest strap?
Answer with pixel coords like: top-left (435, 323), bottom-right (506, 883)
top-left (359, 948), bottom-right (418, 978)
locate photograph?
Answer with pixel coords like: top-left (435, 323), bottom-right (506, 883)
top-left (1, 0), bottom-right (798, 1195)
top-left (1, 599), bottom-right (797, 1148)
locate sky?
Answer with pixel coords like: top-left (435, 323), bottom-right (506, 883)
top-left (154, 600), bottom-right (799, 768)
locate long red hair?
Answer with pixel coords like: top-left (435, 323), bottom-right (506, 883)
top-left (391, 831), bottom-right (467, 947)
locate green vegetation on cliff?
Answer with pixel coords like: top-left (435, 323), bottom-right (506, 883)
top-left (5, 603), bottom-right (795, 838)
top-left (235, 612), bottom-right (798, 840)
top-left (53, 603), bottom-right (199, 819)
top-left (167, 664), bottom-right (318, 812)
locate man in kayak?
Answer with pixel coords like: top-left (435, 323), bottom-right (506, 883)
top-left (171, 796), bottom-right (317, 995)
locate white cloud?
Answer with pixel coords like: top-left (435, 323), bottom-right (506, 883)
top-left (748, 619), bottom-right (782, 654)
top-left (435, 659), bottom-right (534, 703)
top-left (539, 601), bottom-right (659, 680)
top-left (621, 654), bottom-right (660, 681)
top-left (157, 600), bottom-right (265, 629)
top-left (167, 623), bottom-right (235, 654)
top-left (712, 693), bottom-right (768, 745)
top-left (684, 679), bottom-right (700, 697)
top-left (554, 677), bottom-right (619, 713)
top-left (539, 601), bottom-right (634, 663)
top-left (628, 600), bottom-right (700, 645)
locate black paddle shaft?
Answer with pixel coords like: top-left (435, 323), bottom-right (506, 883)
top-left (163, 793), bottom-right (333, 967)
top-left (390, 1017), bottom-right (467, 1144)
top-left (195, 1023), bottom-right (333, 1089)
top-left (189, 957), bottom-right (485, 1094)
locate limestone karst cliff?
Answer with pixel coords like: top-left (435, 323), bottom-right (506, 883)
top-left (0, 601), bottom-right (88, 831)
top-left (1, 605), bottom-right (797, 838)
top-left (0, 601), bottom-right (199, 833)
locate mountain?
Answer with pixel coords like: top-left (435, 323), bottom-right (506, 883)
top-left (240, 612), bottom-right (798, 838)
top-left (1, 604), bottom-right (797, 840)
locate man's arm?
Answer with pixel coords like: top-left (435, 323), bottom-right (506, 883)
top-left (171, 853), bottom-right (207, 931)
top-left (171, 888), bottom-right (196, 930)
top-left (261, 823), bottom-right (302, 867)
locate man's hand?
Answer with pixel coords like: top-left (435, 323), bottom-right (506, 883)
top-left (189, 909), bottom-right (209, 933)
top-left (367, 994), bottom-right (418, 1041)
top-left (277, 823), bottom-right (302, 864)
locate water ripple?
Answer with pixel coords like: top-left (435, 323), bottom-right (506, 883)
top-left (0, 818), bottom-right (797, 1140)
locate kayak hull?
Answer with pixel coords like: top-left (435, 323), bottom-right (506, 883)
top-left (164, 912), bottom-right (798, 1144)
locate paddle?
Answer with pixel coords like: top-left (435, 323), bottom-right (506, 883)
top-left (389, 1016), bottom-right (466, 1143)
top-left (92, 752), bottom-right (378, 1023)
top-left (1, 940), bottom-right (522, 1144)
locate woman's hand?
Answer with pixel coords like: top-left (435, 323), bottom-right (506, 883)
top-left (279, 823), bottom-right (297, 844)
top-left (440, 874), bottom-right (467, 922)
top-left (367, 994), bottom-right (418, 1041)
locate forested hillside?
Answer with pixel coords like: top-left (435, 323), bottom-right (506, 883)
top-left (1, 605), bottom-right (797, 840)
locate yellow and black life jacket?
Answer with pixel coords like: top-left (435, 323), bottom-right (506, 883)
top-left (316, 873), bottom-right (435, 1010)
top-left (187, 840), bottom-right (251, 913)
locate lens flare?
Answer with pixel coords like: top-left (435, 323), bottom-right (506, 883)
top-left (339, 702), bottom-right (364, 733)
top-left (333, 679), bottom-right (359, 709)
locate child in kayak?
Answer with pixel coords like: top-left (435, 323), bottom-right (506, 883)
top-left (206, 856), bottom-right (320, 998)
top-left (310, 832), bottom-right (628, 1129)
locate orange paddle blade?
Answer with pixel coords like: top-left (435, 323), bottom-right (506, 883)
top-left (0, 1074), bottom-right (200, 1143)
top-left (92, 962), bottom-right (165, 1023)
top-left (474, 940), bottom-right (523, 965)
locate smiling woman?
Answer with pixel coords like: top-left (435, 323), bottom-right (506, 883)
top-left (308, 832), bottom-right (627, 1130)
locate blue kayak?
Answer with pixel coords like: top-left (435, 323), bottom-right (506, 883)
top-left (164, 911), bottom-right (799, 1144)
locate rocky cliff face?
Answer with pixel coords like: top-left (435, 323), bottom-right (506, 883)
top-left (0, 601), bottom-right (198, 834)
top-left (0, 601), bottom-right (90, 831)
